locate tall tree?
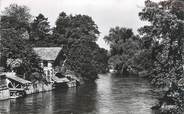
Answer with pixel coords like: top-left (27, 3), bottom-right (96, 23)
top-left (53, 12), bottom-right (100, 46)
top-left (53, 12), bottom-right (108, 81)
top-left (104, 27), bottom-right (141, 74)
top-left (139, 0), bottom-right (184, 111)
top-left (139, 0), bottom-right (184, 87)
top-left (0, 4), bottom-right (42, 80)
top-left (1, 4), bottom-right (31, 31)
top-left (29, 13), bottom-right (51, 46)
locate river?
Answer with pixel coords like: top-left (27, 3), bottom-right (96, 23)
top-left (0, 73), bottom-right (159, 114)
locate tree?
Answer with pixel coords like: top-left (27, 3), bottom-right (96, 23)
top-left (65, 42), bottom-right (97, 81)
top-left (29, 13), bottom-right (51, 46)
top-left (104, 27), bottom-right (133, 45)
top-left (53, 12), bottom-right (108, 81)
top-left (139, 0), bottom-right (184, 87)
top-left (0, 4), bottom-right (42, 80)
top-left (104, 27), bottom-right (141, 75)
top-left (139, 0), bottom-right (184, 112)
top-left (1, 4), bottom-right (31, 31)
top-left (92, 46), bottom-right (109, 73)
top-left (53, 12), bottom-right (100, 46)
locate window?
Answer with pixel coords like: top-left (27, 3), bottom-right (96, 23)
top-left (43, 60), bottom-right (48, 67)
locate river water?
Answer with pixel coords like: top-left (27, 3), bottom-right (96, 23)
top-left (0, 73), bottom-right (159, 114)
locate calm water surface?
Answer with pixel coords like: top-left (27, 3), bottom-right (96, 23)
top-left (0, 74), bottom-right (159, 114)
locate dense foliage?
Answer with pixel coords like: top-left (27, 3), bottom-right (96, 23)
top-left (29, 13), bottom-right (52, 47)
top-left (139, 0), bottom-right (184, 112)
top-left (1, 5), bottom-right (108, 82)
top-left (0, 4), bottom-right (43, 80)
top-left (139, 0), bottom-right (184, 87)
top-left (104, 27), bottom-right (142, 75)
top-left (53, 12), bottom-right (108, 81)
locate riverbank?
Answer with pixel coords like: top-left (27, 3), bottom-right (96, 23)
top-left (0, 72), bottom-right (79, 100)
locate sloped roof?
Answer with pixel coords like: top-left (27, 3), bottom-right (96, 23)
top-left (33, 47), bottom-right (62, 61)
top-left (3, 72), bottom-right (31, 85)
top-left (6, 75), bottom-right (31, 85)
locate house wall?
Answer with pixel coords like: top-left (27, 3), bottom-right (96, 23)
top-left (44, 68), bottom-right (54, 82)
top-left (41, 60), bottom-right (55, 82)
top-left (48, 62), bottom-right (52, 68)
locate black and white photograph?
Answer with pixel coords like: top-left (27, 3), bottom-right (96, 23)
top-left (0, 0), bottom-right (184, 113)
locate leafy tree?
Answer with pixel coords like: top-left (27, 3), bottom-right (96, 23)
top-left (92, 46), bottom-right (109, 73)
top-left (104, 27), bottom-right (133, 44)
top-left (65, 42), bottom-right (98, 81)
top-left (1, 4), bottom-right (31, 31)
top-left (139, 0), bottom-right (184, 87)
top-left (104, 27), bottom-right (141, 74)
top-left (29, 13), bottom-right (52, 46)
top-left (53, 12), bottom-right (108, 81)
top-left (0, 4), bottom-right (42, 80)
top-left (139, 0), bottom-right (184, 112)
top-left (53, 12), bottom-right (100, 46)
top-left (131, 49), bottom-right (153, 75)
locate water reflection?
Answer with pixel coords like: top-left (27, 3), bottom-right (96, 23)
top-left (0, 99), bottom-right (10, 113)
top-left (96, 74), bottom-right (113, 114)
top-left (8, 91), bottom-right (53, 114)
top-left (96, 74), bottom-right (158, 114)
top-left (0, 74), bottom-right (158, 114)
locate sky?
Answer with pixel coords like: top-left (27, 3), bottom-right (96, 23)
top-left (0, 0), bottom-right (159, 50)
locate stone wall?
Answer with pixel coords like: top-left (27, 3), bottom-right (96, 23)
top-left (25, 82), bottom-right (53, 95)
top-left (0, 88), bottom-right (10, 100)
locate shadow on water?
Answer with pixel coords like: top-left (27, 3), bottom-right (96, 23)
top-left (0, 73), bottom-right (160, 114)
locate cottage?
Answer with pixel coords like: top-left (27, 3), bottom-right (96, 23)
top-left (33, 47), bottom-right (65, 82)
